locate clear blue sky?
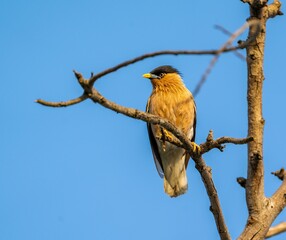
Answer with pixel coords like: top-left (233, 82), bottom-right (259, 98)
top-left (1, 1), bottom-right (285, 239)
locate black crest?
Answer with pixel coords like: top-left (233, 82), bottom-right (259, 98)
top-left (150, 65), bottom-right (180, 76)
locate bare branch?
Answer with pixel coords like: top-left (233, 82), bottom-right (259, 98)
top-left (36, 45), bottom-right (248, 108)
top-left (36, 24), bottom-right (257, 109)
top-left (36, 94), bottom-right (88, 107)
top-left (158, 129), bottom-right (252, 154)
top-left (200, 130), bottom-right (253, 154)
top-left (272, 168), bottom-right (285, 181)
top-left (193, 19), bottom-right (261, 96)
top-left (270, 173), bottom-right (286, 221)
top-left (195, 156), bottom-right (231, 240)
top-left (238, 1), bottom-right (283, 239)
top-left (214, 25), bottom-right (246, 61)
top-left (266, 222), bottom-right (286, 238)
top-left (88, 47), bottom-right (243, 86)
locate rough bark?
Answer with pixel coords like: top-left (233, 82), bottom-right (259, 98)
top-left (238, 1), bottom-right (284, 239)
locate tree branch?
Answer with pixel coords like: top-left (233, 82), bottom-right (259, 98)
top-left (193, 19), bottom-right (261, 96)
top-left (272, 168), bottom-right (285, 181)
top-left (36, 94), bottom-right (88, 107)
top-left (266, 222), bottom-right (286, 238)
top-left (35, 45), bottom-right (248, 108)
top-left (238, 0), bottom-right (283, 239)
top-left (200, 130), bottom-right (253, 154)
top-left (36, 21), bottom-right (260, 109)
top-left (88, 47), bottom-right (243, 86)
top-left (214, 24), bottom-right (246, 61)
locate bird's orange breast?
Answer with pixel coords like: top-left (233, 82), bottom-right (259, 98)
top-left (149, 79), bottom-right (195, 137)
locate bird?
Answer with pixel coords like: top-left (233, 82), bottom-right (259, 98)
top-left (143, 65), bottom-right (199, 197)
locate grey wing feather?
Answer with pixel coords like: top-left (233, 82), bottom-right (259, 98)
top-left (146, 99), bottom-right (164, 178)
top-left (192, 103), bottom-right (197, 142)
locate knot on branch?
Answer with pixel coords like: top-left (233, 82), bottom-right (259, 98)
top-left (250, 152), bottom-right (262, 170)
top-left (271, 168), bottom-right (285, 181)
top-left (237, 40), bottom-right (246, 49)
top-left (237, 177), bottom-right (247, 188)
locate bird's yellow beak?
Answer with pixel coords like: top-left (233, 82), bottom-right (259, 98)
top-left (142, 73), bottom-right (159, 79)
top-left (142, 73), bottom-right (152, 79)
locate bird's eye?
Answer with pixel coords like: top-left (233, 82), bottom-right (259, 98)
top-left (159, 73), bottom-right (165, 78)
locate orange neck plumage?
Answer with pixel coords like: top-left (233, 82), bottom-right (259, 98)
top-left (151, 73), bottom-right (187, 94)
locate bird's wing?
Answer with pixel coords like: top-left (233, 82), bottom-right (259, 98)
top-left (191, 102), bottom-right (197, 142)
top-left (146, 99), bottom-right (164, 178)
top-left (185, 101), bottom-right (197, 169)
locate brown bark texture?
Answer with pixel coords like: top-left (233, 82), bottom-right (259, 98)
top-left (238, 0), bottom-right (285, 239)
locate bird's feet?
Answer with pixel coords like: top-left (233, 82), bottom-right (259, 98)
top-left (156, 128), bottom-right (174, 151)
top-left (191, 142), bottom-right (201, 155)
top-left (161, 129), bottom-right (174, 142)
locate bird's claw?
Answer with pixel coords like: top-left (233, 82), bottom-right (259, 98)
top-left (156, 129), bottom-right (174, 152)
top-left (162, 129), bottom-right (174, 142)
top-left (191, 142), bottom-right (201, 155)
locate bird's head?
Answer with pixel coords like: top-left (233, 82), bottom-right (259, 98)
top-left (142, 65), bottom-right (184, 90)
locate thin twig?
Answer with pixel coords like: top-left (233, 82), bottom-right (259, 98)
top-left (36, 94), bottom-right (88, 107)
top-left (266, 222), bottom-right (286, 238)
top-left (35, 46), bottom-right (247, 108)
top-left (193, 19), bottom-right (261, 97)
top-left (271, 168), bottom-right (285, 181)
top-left (200, 130), bottom-right (253, 154)
top-left (88, 47), bottom-right (242, 86)
top-left (214, 25), bottom-right (246, 61)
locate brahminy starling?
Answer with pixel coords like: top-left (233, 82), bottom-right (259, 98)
top-left (143, 65), bottom-right (198, 197)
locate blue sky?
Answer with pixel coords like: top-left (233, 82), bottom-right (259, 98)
top-left (1, 1), bottom-right (285, 239)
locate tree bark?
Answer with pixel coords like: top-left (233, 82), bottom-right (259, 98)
top-left (238, 1), bottom-right (284, 239)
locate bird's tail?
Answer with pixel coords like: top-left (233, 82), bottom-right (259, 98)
top-left (163, 167), bottom-right (188, 197)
